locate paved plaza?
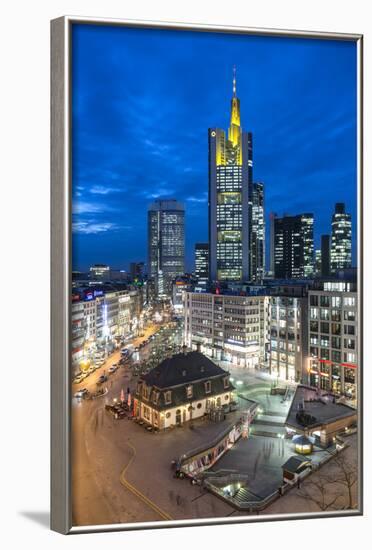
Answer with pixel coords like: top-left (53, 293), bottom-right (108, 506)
top-left (72, 350), bottom-right (358, 526)
top-left (210, 434), bottom-right (333, 500)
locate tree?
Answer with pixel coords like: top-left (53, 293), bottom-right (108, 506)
top-left (297, 447), bottom-right (358, 512)
top-left (297, 477), bottom-right (343, 511)
top-left (325, 453), bottom-right (358, 509)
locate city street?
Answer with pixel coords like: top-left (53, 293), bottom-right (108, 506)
top-left (72, 335), bottom-right (358, 526)
top-left (72, 321), bottom-right (238, 526)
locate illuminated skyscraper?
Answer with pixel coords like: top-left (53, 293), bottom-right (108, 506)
top-left (148, 200), bottom-right (185, 297)
top-left (314, 249), bottom-right (322, 276)
top-left (321, 234), bottom-right (330, 277)
top-left (274, 214), bottom-right (314, 279)
top-left (209, 67), bottom-right (253, 283)
top-left (194, 243), bottom-right (209, 292)
top-left (330, 203), bottom-right (352, 272)
top-left (269, 212), bottom-right (277, 275)
top-left (250, 182), bottom-right (265, 282)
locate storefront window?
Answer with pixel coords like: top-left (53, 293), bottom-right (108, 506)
top-left (344, 367), bottom-right (356, 399)
top-left (320, 373), bottom-right (330, 390)
top-left (310, 371), bottom-right (319, 388)
top-left (344, 367), bottom-right (356, 384)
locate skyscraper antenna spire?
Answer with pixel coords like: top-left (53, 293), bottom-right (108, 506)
top-left (233, 65), bottom-right (237, 97)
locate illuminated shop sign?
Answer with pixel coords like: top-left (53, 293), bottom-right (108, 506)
top-left (94, 290), bottom-right (103, 297)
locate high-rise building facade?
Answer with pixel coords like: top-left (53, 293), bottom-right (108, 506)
top-left (269, 292), bottom-right (309, 384)
top-left (209, 69), bottom-right (253, 283)
top-left (148, 199), bottom-right (185, 297)
top-left (308, 280), bottom-right (357, 404)
top-left (183, 291), bottom-right (269, 368)
top-left (321, 234), bottom-right (330, 277)
top-left (194, 243), bottom-right (209, 292)
top-left (269, 212), bottom-right (277, 276)
top-left (90, 264), bottom-right (110, 281)
top-left (314, 249), bottom-right (322, 276)
top-left (330, 203), bottom-right (352, 272)
top-left (130, 262), bottom-right (145, 281)
top-left (250, 182), bottom-right (265, 282)
top-left (274, 214), bottom-right (314, 279)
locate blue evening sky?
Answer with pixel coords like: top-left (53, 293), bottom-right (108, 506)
top-left (72, 24), bottom-right (357, 272)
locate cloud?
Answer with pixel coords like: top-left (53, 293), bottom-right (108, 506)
top-left (143, 187), bottom-right (175, 200)
top-left (72, 221), bottom-right (119, 234)
top-left (187, 193), bottom-right (208, 203)
top-left (72, 201), bottom-right (115, 214)
top-left (90, 185), bottom-right (122, 195)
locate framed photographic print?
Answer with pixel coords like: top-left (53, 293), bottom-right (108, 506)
top-left (51, 16), bottom-right (363, 534)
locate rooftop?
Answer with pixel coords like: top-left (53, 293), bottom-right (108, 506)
top-left (282, 456), bottom-right (312, 474)
top-left (285, 385), bottom-right (356, 431)
top-left (142, 351), bottom-right (229, 389)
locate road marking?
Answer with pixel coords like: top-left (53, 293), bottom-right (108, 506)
top-left (191, 491), bottom-right (207, 502)
top-left (120, 441), bottom-right (173, 521)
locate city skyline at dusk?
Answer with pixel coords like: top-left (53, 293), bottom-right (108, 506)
top-left (68, 22), bottom-right (360, 528)
top-left (72, 24), bottom-right (357, 272)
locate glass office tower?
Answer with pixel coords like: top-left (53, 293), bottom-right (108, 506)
top-left (148, 199), bottom-right (185, 297)
top-left (330, 203), bottom-right (352, 272)
top-left (194, 243), bottom-right (209, 292)
top-left (274, 214), bottom-right (314, 279)
top-left (209, 68), bottom-right (253, 283)
top-left (250, 182), bottom-right (265, 282)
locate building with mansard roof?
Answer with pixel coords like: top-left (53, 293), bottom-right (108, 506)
top-left (133, 351), bottom-right (235, 429)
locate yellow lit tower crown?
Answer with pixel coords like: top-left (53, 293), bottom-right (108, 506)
top-left (216, 66), bottom-right (242, 166)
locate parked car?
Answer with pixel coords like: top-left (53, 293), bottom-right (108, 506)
top-left (96, 374), bottom-right (108, 385)
top-left (108, 365), bottom-right (117, 374)
top-left (74, 388), bottom-right (88, 399)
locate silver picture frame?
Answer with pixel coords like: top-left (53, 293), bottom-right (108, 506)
top-left (51, 15), bottom-right (363, 534)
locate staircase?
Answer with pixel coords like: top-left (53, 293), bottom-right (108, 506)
top-left (233, 487), bottom-right (258, 504)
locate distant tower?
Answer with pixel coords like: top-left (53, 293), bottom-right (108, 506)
top-left (148, 199), bottom-right (185, 297)
top-left (274, 214), bottom-right (314, 279)
top-left (269, 212), bottom-right (277, 274)
top-left (250, 182), bottom-right (265, 282)
top-left (209, 67), bottom-right (253, 283)
top-left (330, 203), bottom-right (352, 272)
top-left (321, 234), bottom-right (330, 277)
top-left (194, 243), bottom-right (209, 292)
top-left (314, 249), bottom-right (322, 276)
